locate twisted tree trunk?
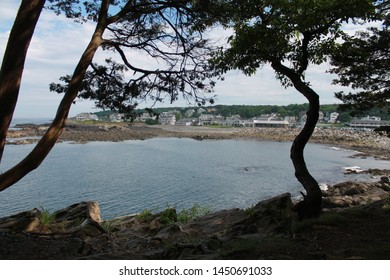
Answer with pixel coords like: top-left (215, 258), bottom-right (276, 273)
top-left (290, 90), bottom-right (322, 219)
top-left (271, 60), bottom-right (322, 219)
top-left (0, 0), bottom-right (46, 163)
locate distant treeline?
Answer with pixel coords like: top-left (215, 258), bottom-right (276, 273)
top-left (93, 103), bottom-right (390, 122)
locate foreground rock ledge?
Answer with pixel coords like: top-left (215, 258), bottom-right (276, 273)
top-left (0, 176), bottom-right (390, 259)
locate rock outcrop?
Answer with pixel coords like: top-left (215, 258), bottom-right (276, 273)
top-left (322, 175), bottom-right (390, 209)
top-left (54, 201), bottom-right (101, 224)
top-left (1, 178), bottom-right (390, 260)
top-left (0, 209), bottom-right (40, 232)
top-left (0, 201), bottom-right (101, 233)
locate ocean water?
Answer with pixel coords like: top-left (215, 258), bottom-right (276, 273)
top-left (0, 138), bottom-right (388, 219)
top-left (10, 118), bottom-right (53, 126)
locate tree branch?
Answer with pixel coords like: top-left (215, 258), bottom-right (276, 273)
top-left (0, 0), bottom-right (46, 163)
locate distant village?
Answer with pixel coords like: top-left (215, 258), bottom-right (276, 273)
top-left (71, 107), bottom-right (390, 130)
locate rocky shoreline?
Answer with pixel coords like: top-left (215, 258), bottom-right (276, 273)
top-left (1, 169), bottom-right (389, 259)
top-left (6, 121), bottom-right (390, 159)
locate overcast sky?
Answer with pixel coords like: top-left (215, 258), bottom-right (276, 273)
top-left (1, 0), bottom-right (358, 119)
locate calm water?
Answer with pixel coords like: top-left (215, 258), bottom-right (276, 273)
top-left (10, 118), bottom-right (53, 126)
top-left (0, 138), bottom-right (388, 219)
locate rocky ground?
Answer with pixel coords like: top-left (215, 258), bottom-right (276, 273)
top-left (2, 122), bottom-right (390, 259)
top-left (0, 169), bottom-right (390, 260)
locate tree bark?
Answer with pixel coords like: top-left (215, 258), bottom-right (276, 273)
top-left (0, 0), bottom-right (111, 192)
top-left (0, 0), bottom-right (46, 163)
top-left (271, 60), bottom-right (322, 219)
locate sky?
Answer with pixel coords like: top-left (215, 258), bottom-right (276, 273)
top-left (0, 0), bottom-right (362, 119)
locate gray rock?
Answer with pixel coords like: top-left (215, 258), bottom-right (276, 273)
top-left (54, 201), bottom-right (101, 223)
top-left (155, 224), bottom-right (182, 240)
top-left (342, 185), bottom-right (367, 196)
top-left (0, 209), bottom-right (40, 232)
top-left (380, 176), bottom-right (390, 184)
top-left (322, 196), bottom-right (354, 208)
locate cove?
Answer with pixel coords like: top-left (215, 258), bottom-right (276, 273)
top-left (0, 138), bottom-right (388, 219)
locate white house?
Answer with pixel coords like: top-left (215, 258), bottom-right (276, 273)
top-left (224, 115), bottom-right (242, 126)
top-left (198, 114), bottom-right (214, 125)
top-left (328, 112), bottom-right (339, 123)
top-left (176, 118), bottom-right (194, 126)
top-left (244, 114), bottom-right (290, 127)
top-left (159, 113), bottom-right (176, 125)
top-left (347, 117), bottom-right (390, 130)
top-left (361, 115), bottom-right (381, 121)
top-left (109, 113), bottom-right (124, 122)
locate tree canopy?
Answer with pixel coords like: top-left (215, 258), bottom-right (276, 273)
top-left (48, 0), bottom-right (216, 117)
top-left (330, 1), bottom-right (389, 114)
top-left (0, 0), bottom-right (216, 191)
top-left (202, 0), bottom-right (378, 219)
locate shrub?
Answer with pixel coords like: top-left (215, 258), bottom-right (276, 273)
top-left (136, 204), bottom-right (210, 225)
top-left (38, 207), bottom-right (56, 229)
top-left (136, 209), bottom-right (154, 222)
top-left (159, 207), bottom-right (177, 224)
top-left (177, 204), bottom-right (210, 223)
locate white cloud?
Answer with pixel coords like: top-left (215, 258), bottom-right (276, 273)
top-left (0, 0), bottom-right (19, 24)
top-left (1, 1), bottom-right (99, 118)
top-left (342, 20), bottom-right (382, 35)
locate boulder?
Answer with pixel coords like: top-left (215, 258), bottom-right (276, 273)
top-left (341, 185), bottom-right (367, 196)
top-left (183, 208), bottom-right (246, 237)
top-left (249, 193), bottom-right (295, 231)
top-left (54, 201), bottom-right (101, 223)
top-left (0, 209), bottom-right (40, 232)
top-left (322, 196), bottom-right (354, 208)
top-left (381, 176), bottom-right (390, 184)
top-left (379, 177), bottom-right (390, 191)
top-left (191, 193), bottom-right (296, 237)
top-left (154, 224), bottom-right (182, 241)
top-left (322, 180), bottom-right (389, 209)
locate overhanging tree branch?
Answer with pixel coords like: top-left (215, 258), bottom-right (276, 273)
top-left (0, 0), bottom-right (111, 191)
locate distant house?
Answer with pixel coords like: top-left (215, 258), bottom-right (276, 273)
top-left (137, 112), bottom-right (156, 122)
top-left (198, 114), bottom-right (214, 125)
top-left (284, 116), bottom-right (297, 126)
top-left (251, 119), bottom-right (289, 128)
top-left (176, 118), bottom-right (195, 126)
top-left (224, 115), bottom-right (242, 126)
top-left (361, 115), bottom-right (381, 121)
top-left (348, 117), bottom-right (390, 130)
top-left (109, 113), bottom-right (124, 122)
top-left (75, 113), bottom-right (99, 121)
top-left (318, 111), bottom-right (324, 121)
top-left (159, 112), bottom-right (176, 125)
top-left (196, 114), bottom-right (224, 126)
top-left (244, 114), bottom-right (290, 127)
top-left (212, 115), bottom-right (225, 125)
top-left (328, 112), bottom-right (339, 123)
